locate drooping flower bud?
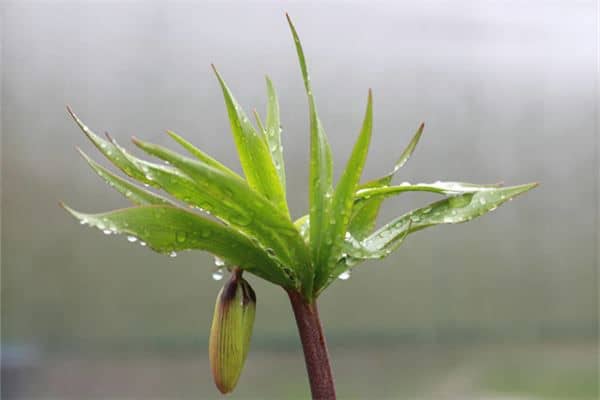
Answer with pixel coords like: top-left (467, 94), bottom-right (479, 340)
top-left (209, 270), bottom-right (256, 394)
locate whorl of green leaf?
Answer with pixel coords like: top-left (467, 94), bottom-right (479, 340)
top-left (62, 15), bottom-right (536, 302)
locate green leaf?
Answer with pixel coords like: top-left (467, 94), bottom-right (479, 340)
top-left (62, 204), bottom-right (294, 287)
top-left (348, 123), bottom-right (425, 239)
top-left (264, 77), bottom-right (286, 190)
top-left (166, 130), bottom-right (241, 179)
top-left (67, 107), bottom-right (156, 187)
top-left (211, 65), bottom-right (289, 216)
top-left (294, 214), bottom-right (310, 244)
top-left (130, 137), bottom-right (311, 286)
top-left (354, 181), bottom-right (504, 201)
top-left (77, 148), bottom-right (174, 206)
top-left (361, 183), bottom-right (538, 256)
top-left (314, 90), bottom-right (373, 291)
top-left (287, 14), bottom-right (333, 295)
top-left (358, 122), bottom-right (425, 189)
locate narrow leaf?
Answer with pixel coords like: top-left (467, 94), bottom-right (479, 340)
top-left (212, 65), bottom-right (289, 215)
top-left (362, 183), bottom-right (538, 255)
top-left (77, 148), bottom-right (173, 206)
top-left (348, 123), bottom-right (425, 239)
top-left (354, 181), bottom-right (504, 201)
top-left (131, 137), bottom-right (311, 284)
top-left (166, 130), bottom-right (241, 179)
top-left (67, 107), bottom-right (155, 186)
top-left (287, 14), bottom-right (333, 295)
top-left (62, 204), bottom-right (294, 287)
top-left (315, 90), bottom-right (373, 290)
top-left (264, 77), bottom-right (286, 190)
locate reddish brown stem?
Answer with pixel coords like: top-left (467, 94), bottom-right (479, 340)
top-left (287, 290), bottom-right (336, 400)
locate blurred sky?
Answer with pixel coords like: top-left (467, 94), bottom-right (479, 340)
top-left (1, 0), bottom-right (597, 372)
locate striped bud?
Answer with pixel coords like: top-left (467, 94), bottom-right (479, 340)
top-left (209, 272), bottom-right (256, 394)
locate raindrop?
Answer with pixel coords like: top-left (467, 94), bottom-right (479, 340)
top-left (338, 270), bottom-right (351, 280)
top-left (79, 219), bottom-right (87, 225)
top-left (102, 229), bottom-right (112, 235)
top-left (169, 251), bottom-right (177, 258)
top-left (175, 231), bottom-right (187, 243)
top-left (212, 268), bottom-right (225, 281)
top-left (140, 241), bottom-right (147, 247)
top-left (127, 236), bottom-right (138, 243)
top-left (214, 256), bottom-right (225, 267)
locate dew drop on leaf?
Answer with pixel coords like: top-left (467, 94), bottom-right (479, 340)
top-left (102, 229), bottom-right (112, 235)
top-left (127, 236), bottom-right (138, 243)
top-left (338, 270), bottom-right (351, 280)
top-left (214, 256), bottom-right (225, 267)
top-left (212, 268), bottom-right (225, 281)
top-left (140, 241), bottom-right (147, 247)
top-left (175, 231), bottom-right (187, 243)
top-left (169, 251), bottom-right (177, 258)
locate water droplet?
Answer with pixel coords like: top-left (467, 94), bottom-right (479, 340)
top-left (140, 241), bottom-right (147, 247)
top-left (479, 197), bottom-right (487, 205)
top-left (79, 219), bottom-right (87, 225)
top-left (214, 256), bottom-right (225, 267)
top-left (212, 268), bottom-right (225, 281)
top-left (102, 229), bottom-right (112, 235)
top-left (127, 236), bottom-right (138, 243)
top-left (175, 231), bottom-right (187, 243)
top-left (338, 270), bottom-right (351, 280)
top-left (169, 251), bottom-right (177, 258)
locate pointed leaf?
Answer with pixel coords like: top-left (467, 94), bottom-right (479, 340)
top-left (62, 204), bottom-right (294, 287)
top-left (212, 65), bottom-right (289, 215)
top-left (348, 123), bottom-right (425, 239)
top-left (287, 14), bottom-right (333, 295)
top-left (78, 148), bottom-right (173, 206)
top-left (354, 181), bottom-right (504, 201)
top-left (131, 137), bottom-right (311, 284)
top-left (362, 183), bottom-right (538, 255)
top-left (314, 90), bottom-right (373, 291)
top-left (264, 77), bottom-right (286, 190)
top-left (166, 130), bottom-right (241, 179)
top-left (67, 107), bottom-right (156, 187)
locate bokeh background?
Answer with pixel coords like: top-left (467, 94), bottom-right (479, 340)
top-left (1, 1), bottom-right (598, 399)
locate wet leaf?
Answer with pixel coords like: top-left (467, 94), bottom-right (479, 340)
top-left (62, 204), bottom-right (294, 287)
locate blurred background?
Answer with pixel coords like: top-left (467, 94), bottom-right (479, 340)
top-left (1, 1), bottom-right (597, 399)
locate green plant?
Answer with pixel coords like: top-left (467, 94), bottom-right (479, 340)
top-left (62, 14), bottom-right (537, 399)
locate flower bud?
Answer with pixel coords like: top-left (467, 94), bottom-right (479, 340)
top-left (209, 272), bottom-right (256, 394)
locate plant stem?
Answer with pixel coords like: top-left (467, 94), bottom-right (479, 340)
top-left (287, 289), bottom-right (336, 400)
